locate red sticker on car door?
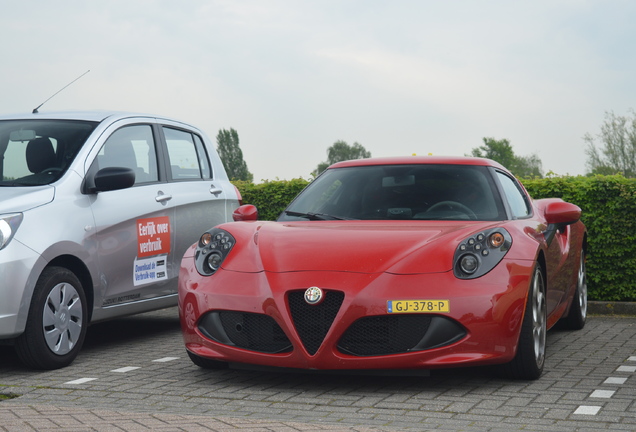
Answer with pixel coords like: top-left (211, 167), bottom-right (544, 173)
top-left (137, 216), bottom-right (171, 258)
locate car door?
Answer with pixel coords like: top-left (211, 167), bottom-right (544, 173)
top-left (496, 171), bottom-right (570, 314)
top-left (86, 121), bottom-right (178, 310)
top-left (159, 125), bottom-right (235, 260)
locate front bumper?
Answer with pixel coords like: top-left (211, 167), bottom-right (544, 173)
top-left (178, 258), bottom-right (534, 370)
top-left (0, 239), bottom-right (44, 338)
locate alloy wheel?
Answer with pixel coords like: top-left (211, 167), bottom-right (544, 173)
top-left (577, 254), bottom-right (588, 321)
top-left (531, 268), bottom-right (546, 367)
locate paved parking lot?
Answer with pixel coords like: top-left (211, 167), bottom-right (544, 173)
top-left (0, 307), bottom-right (635, 431)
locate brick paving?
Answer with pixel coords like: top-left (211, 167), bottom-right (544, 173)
top-left (0, 307), bottom-right (634, 431)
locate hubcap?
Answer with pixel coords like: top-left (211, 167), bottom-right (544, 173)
top-left (531, 268), bottom-right (546, 367)
top-left (42, 282), bottom-right (83, 355)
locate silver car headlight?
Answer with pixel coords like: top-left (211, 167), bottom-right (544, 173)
top-left (0, 213), bottom-right (23, 250)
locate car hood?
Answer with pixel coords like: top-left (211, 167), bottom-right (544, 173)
top-left (222, 221), bottom-right (501, 275)
top-left (0, 185), bottom-right (55, 213)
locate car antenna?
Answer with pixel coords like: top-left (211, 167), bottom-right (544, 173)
top-left (32, 69), bottom-right (91, 114)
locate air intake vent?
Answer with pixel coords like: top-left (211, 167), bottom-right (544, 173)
top-left (198, 311), bottom-right (293, 354)
top-left (338, 315), bottom-right (466, 356)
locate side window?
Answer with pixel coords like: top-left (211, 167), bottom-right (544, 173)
top-left (163, 127), bottom-right (211, 180)
top-left (96, 125), bottom-right (158, 184)
top-left (497, 172), bottom-right (531, 218)
top-left (193, 134), bottom-right (212, 178)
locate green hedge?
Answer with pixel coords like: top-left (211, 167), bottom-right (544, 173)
top-left (232, 178), bottom-right (310, 221)
top-left (522, 175), bottom-right (636, 301)
top-left (233, 175), bottom-right (636, 301)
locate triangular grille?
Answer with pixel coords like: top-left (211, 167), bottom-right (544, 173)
top-left (288, 290), bottom-right (344, 355)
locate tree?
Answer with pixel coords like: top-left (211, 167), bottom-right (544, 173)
top-left (584, 110), bottom-right (636, 177)
top-left (314, 140), bottom-right (371, 175)
top-left (469, 137), bottom-right (543, 178)
top-left (216, 128), bottom-right (253, 182)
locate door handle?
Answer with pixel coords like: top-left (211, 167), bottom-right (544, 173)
top-left (155, 191), bottom-right (173, 202)
top-left (210, 184), bottom-right (223, 196)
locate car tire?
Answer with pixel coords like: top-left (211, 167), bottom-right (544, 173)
top-left (503, 264), bottom-right (546, 380)
top-left (187, 350), bottom-right (228, 369)
top-left (15, 267), bottom-right (87, 370)
top-left (560, 251), bottom-right (587, 330)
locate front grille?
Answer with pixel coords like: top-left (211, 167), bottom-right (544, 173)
top-left (198, 311), bottom-right (293, 354)
top-left (288, 290), bottom-right (345, 355)
top-left (338, 315), bottom-right (433, 356)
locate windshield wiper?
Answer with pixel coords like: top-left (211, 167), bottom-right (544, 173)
top-left (284, 210), bottom-right (353, 221)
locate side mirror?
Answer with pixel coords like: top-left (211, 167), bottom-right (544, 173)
top-left (93, 167), bottom-right (136, 192)
top-left (544, 200), bottom-right (581, 226)
top-left (233, 204), bottom-right (258, 221)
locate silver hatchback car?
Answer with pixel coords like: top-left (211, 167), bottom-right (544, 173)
top-left (0, 111), bottom-right (240, 369)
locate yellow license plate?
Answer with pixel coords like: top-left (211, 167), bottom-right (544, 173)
top-left (387, 300), bottom-right (450, 313)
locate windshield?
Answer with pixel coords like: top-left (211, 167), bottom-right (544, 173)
top-left (0, 119), bottom-right (98, 186)
top-left (279, 164), bottom-right (507, 221)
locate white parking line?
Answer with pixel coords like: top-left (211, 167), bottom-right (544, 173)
top-left (590, 390), bottom-right (615, 398)
top-left (604, 377), bottom-right (627, 385)
top-left (111, 366), bottom-right (140, 373)
top-left (573, 355), bottom-right (635, 417)
top-left (153, 357), bottom-right (179, 362)
top-left (573, 406), bottom-right (601, 415)
top-left (65, 378), bottom-right (97, 385)
top-left (62, 359), bottom-right (178, 385)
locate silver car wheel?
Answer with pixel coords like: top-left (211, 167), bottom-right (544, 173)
top-left (42, 282), bottom-right (84, 355)
top-left (503, 264), bottom-right (546, 379)
top-left (577, 254), bottom-right (588, 321)
top-left (531, 268), bottom-right (546, 367)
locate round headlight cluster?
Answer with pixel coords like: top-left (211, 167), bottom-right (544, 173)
top-left (195, 228), bottom-right (235, 276)
top-left (453, 228), bottom-right (512, 279)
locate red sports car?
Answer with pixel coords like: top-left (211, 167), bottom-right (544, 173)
top-left (178, 156), bottom-right (587, 379)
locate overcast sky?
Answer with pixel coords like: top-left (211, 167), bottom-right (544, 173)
top-left (2, 1), bottom-right (634, 181)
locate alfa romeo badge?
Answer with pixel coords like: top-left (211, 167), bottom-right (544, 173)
top-left (304, 286), bottom-right (324, 305)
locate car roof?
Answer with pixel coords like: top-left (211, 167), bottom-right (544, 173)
top-left (330, 156), bottom-right (508, 171)
top-left (0, 110), bottom-right (180, 124)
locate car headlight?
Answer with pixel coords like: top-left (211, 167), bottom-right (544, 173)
top-left (0, 213), bottom-right (23, 250)
top-left (453, 228), bottom-right (512, 279)
top-left (194, 228), bottom-right (235, 276)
